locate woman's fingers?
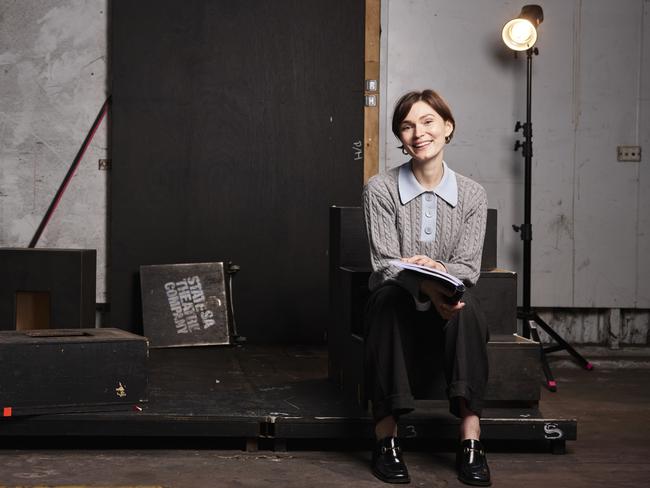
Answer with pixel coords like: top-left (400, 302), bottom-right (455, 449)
top-left (403, 255), bottom-right (443, 270)
top-left (438, 300), bottom-right (465, 320)
top-left (403, 255), bottom-right (426, 263)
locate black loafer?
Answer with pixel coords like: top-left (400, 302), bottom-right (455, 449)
top-left (371, 436), bottom-right (410, 484)
top-left (456, 439), bottom-right (491, 486)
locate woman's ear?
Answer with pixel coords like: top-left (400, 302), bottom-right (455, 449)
top-left (444, 120), bottom-right (454, 138)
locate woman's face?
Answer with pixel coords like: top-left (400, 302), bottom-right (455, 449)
top-left (398, 100), bottom-right (453, 166)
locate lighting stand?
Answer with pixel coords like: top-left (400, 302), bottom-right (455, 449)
top-left (513, 47), bottom-right (593, 392)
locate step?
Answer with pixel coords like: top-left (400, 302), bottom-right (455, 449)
top-left (341, 333), bottom-right (541, 410)
top-left (334, 267), bottom-right (518, 338)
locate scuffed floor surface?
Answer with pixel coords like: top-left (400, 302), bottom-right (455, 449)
top-left (1, 365), bottom-right (649, 488)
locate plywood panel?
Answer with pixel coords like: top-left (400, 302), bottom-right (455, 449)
top-left (573, 0), bottom-right (642, 307)
top-left (382, 0), bottom-right (649, 308)
top-left (636, 0), bottom-right (650, 308)
top-left (522, 0), bottom-right (578, 307)
top-left (364, 0), bottom-right (381, 182)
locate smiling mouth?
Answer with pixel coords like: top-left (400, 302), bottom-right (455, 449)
top-left (412, 141), bottom-right (432, 149)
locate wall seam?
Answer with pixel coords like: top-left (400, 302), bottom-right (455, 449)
top-left (633, 0), bottom-right (646, 307)
top-left (571, 0), bottom-right (582, 308)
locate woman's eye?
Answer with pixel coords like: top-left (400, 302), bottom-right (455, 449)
top-left (424, 119), bottom-right (434, 125)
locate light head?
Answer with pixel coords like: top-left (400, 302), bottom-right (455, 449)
top-left (502, 5), bottom-right (544, 51)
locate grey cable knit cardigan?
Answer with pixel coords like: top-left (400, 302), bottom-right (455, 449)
top-left (362, 162), bottom-right (487, 301)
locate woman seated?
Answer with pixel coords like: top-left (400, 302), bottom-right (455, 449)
top-left (363, 89), bottom-right (491, 486)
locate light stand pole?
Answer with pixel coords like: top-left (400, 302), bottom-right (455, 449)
top-left (512, 46), bottom-right (593, 392)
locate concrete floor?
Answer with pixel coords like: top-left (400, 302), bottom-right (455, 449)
top-left (1, 352), bottom-right (649, 488)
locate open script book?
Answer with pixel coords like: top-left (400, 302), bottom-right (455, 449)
top-left (389, 259), bottom-right (466, 303)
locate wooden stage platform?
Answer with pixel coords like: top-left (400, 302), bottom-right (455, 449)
top-left (0, 344), bottom-right (576, 452)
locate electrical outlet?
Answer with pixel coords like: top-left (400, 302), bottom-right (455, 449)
top-left (617, 145), bottom-right (641, 162)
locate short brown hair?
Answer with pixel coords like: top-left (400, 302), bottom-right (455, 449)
top-left (392, 89), bottom-right (456, 146)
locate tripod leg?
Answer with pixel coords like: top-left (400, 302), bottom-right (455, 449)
top-left (532, 313), bottom-right (593, 371)
top-left (529, 319), bottom-right (557, 392)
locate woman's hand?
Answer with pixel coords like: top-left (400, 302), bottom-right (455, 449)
top-left (402, 255), bottom-right (447, 272)
top-left (419, 280), bottom-right (465, 320)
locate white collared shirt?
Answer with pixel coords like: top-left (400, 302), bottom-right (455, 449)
top-left (397, 161), bottom-right (458, 243)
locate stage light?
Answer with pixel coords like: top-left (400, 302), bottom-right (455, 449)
top-left (503, 4), bottom-right (592, 390)
top-left (502, 5), bottom-right (544, 51)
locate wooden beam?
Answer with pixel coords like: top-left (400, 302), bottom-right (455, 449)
top-left (364, 0), bottom-right (381, 183)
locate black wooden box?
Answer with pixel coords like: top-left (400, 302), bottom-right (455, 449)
top-left (0, 248), bottom-right (96, 330)
top-left (0, 328), bottom-right (148, 416)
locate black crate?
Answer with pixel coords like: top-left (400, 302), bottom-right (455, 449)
top-left (0, 248), bottom-right (96, 330)
top-left (0, 328), bottom-right (148, 416)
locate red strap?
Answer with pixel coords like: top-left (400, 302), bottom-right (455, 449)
top-left (28, 96), bottom-right (111, 248)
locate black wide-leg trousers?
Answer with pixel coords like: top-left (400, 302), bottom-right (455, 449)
top-left (364, 283), bottom-right (489, 422)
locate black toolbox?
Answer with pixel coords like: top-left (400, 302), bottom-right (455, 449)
top-left (0, 328), bottom-right (148, 416)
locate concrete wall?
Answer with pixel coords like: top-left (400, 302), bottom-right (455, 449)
top-left (0, 0), bottom-right (109, 303)
top-left (380, 0), bottom-right (650, 312)
top-left (535, 308), bottom-right (650, 346)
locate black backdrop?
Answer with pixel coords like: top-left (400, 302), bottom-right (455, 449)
top-left (110, 1), bottom-right (365, 343)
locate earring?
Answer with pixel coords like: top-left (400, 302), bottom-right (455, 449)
top-left (401, 147), bottom-right (408, 155)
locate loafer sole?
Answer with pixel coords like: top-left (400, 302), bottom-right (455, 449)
top-left (371, 468), bottom-right (411, 484)
top-left (457, 475), bottom-right (491, 487)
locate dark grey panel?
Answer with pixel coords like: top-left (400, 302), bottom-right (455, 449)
top-left (111, 0), bottom-right (365, 342)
